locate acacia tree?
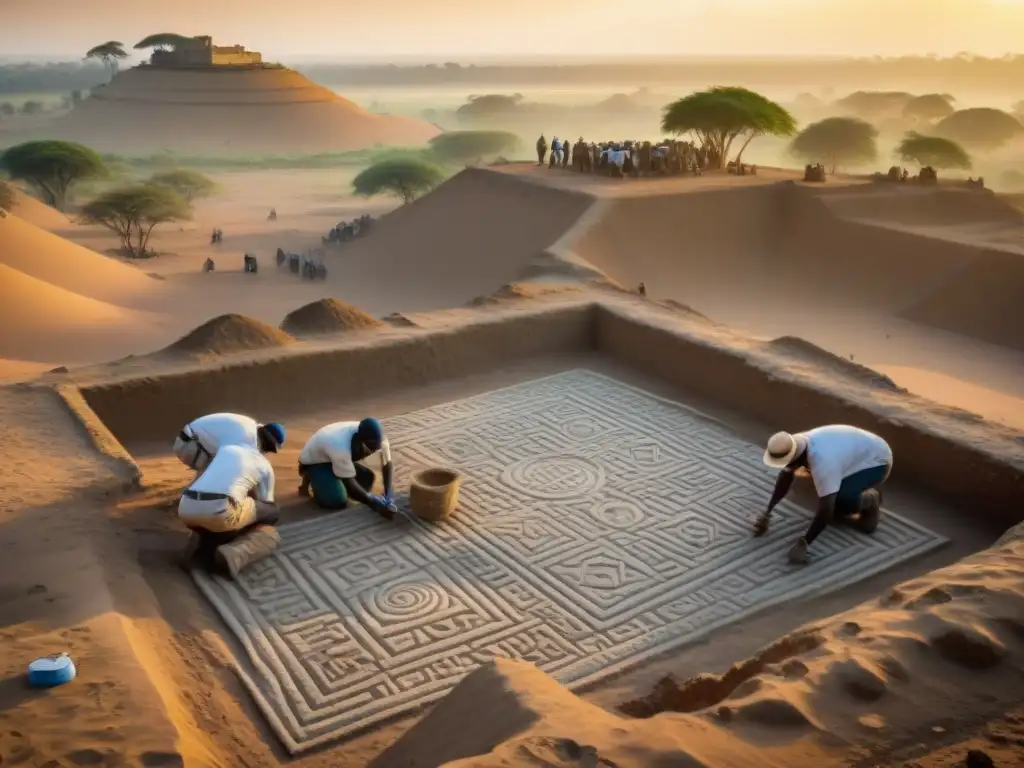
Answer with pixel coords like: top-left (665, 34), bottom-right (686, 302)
top-left (0, 140), bottom-right (107, 211)
top-left (902, 94), bottom-right (955, 123)
top-left (789, 117), bottom-right (878, 174)
top-left (934, 108), bottom-right (1024, 151)
top-left (896, 132), bottom-right (972, 170)
top-left (428, 131), bottom-right (520, 164)
top-left (85, 41), bottom-right (128, 81)
top-left (133, 33), bottom-right (194, 52)
top-left (352, 158), bottom-right (445, 205)
top-left (661, 86), bottom-right (797, 169)
top-left (147, 168), bottom-right (218, 204)
top-left (78, 183), bottom-right (191, 258)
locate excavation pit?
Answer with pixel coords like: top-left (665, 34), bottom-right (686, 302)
top-left (69, 298), bottom-right (1022, 754)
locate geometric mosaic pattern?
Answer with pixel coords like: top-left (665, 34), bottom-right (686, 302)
top-left (193, 369), bottom-right (947, 754)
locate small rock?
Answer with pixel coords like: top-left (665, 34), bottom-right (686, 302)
top-left (966, 749), bottom-right (995, 768)
top-left (48, 366), bottom-right (68, 374)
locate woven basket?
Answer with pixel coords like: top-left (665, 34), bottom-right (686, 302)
top-left (409, 468), bottom-right (463, 522)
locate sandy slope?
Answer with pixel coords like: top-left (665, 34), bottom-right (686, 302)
top-left (46, 66), bottom-right (441, 154)
top-left (0, 212), bottom-right (159, 305)
top-left (6, 187), bottom-right (72, 229)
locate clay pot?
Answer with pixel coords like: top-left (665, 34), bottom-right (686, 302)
top-left (409, 468), bottom-right (463, 522)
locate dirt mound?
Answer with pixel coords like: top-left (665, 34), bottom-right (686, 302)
top-left (47, 66), bottom-right (439, 154)
top-left (765, 336), bottom-right (904, 391)
top-left (822, 187), bottom-right (1024, 227)
top-left (279, 298), bottom-right (382, 336)
top-left (382, 312), bottom-right (418, 327)
top-left (468, 282), bottom-right (584, 307)
top-left (164, 314), bottom-right (294, 357)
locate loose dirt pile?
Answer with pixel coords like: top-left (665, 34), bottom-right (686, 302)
top-left (163, 313), bottom-right (294, 357)
top-left (468, 282), bottom-right (584, 307)
top-left (765, 336), bottom-right (904, 392)
top-left (279, 298), bottom-right (382, 336)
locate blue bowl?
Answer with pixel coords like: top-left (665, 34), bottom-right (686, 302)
top-left (27, 653), bottom-right (76, 687)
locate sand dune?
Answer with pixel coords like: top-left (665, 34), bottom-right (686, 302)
top-left (0, 264), bottom-right (159, 363)
top-left (7, 187), bottom-right (72, 229)
top-left (0, 213), bottom-right (159, 306)
top-left (47, 66), bottom-right (440, 154)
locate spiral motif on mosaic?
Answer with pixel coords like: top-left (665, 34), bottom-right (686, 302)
top-left (501, 456), bottom-right (605, 499)
top-left (376, 581), bottom-right (443, 618)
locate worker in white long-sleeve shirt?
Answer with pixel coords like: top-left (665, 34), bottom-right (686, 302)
top-left (173, 412), bottom-right (285, 472)
top-left (178, 444), bottom-right (280, 578)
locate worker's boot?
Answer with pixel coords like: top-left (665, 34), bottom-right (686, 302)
top-left (854, 490), bottom-right (881, 534)
top-left (214, 525), bottom-right (281, 580)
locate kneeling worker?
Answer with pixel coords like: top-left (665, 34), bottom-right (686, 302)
top-left (298, 418), bottom-right (396, 518)
top-left (178, 443), bottom-right (280, 579)
top-left (174, 412), bottom-right (285, 472)
top-left (754, 424), bottom-right (893, 564)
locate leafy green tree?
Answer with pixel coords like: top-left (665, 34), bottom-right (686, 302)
top-left (902, 94), bottom-right (955, 122)
top-left (85, 41), bottom-right (128, 81)
top-left (0, 140), bottom-right (107, 211)
top-left (661, 86), bottom-right (797, 168)
top-left (896, 132), bottom-right (972, 170)
top-left (133, 33), bottom-right (194, 51)
top-left (788, 117), bottom-right (878, 173)
top-left (428, 131), bottom-right (520, 164)
top-left (0, 180), bottom-right (14, 214)
top-left (352, 158), bottom-right (445, 204)
top-left (934, 108), bottom-right (1024, 151)
top-left (78, 184), bottom-right (192, 258)
top-left (19, 100), bottom-right (43, 115)
top-left (147, 168), bottom-right (218, 204)
top-left (0, 103), bottom-right (15, 117)
top-left (455, 94), bottom-right (524, 121)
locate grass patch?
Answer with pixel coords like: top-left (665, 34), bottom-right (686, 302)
top-left (97, 146), bottom-right (436, 172)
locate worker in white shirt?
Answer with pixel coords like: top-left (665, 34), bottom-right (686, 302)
top-left (297, 417), bottom-right (396, 518)
top-left (754, 425), bottom-right (893, 564)
top-left (173, 412), bottom-right (285, 472)
top-left (178, 443), bottom-right (280, 578)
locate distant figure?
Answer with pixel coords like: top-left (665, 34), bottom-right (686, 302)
top-left (637, 281), bottom-right (646, 297)
top-left (268, 207), bottom-right (277, 221)
top-left (276, 247), bottom-right (287, 268)
top-left (203, 257), bottom-right (215, 273)
top-left (562, 139), bottom-right (570, 168)
top-left (549, 137), bottom-right (561, 168)
top-left (211, 227), bottom-right (223, 244)
top-left (243, 253), bottom-right (258, 274)
top-left (536, 134), bottom-right (548, 165)
top-left (754, 425), bottom-right (893, 564)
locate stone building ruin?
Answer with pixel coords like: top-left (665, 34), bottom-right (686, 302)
top-left (149, 36), bottom-right (263, 68)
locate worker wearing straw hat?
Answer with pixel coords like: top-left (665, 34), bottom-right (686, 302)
top-left (753, 425), bottom-right (893, 564)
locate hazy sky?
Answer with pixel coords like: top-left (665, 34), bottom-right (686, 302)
top-left (6, 0), bottom-right (1024, 61)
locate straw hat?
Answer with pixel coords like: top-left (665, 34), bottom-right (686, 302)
top-left (762, 431), bottom-right (808, 469)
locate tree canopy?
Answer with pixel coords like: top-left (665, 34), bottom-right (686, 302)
top-left (85, 41), bottom-right (128, 81)
top-left (896, 132), bottom-right (972, 170)
top-left (455, 94), bottom-right (525, 121)
top-left (0, 140), bottom-right (107, 211)
top-left (133, 33), bottom-right (194, 50)
top-left (428, 131), bottom-right (520, 163)
top-left (834, 91), bottom-right (915, 117)
top-left (147, 168), bottom-right (217, 203)
top-left (78, 183), bottom-right (192, 258)
top-left (0, 180), bottom-right (14, 214)
top-left (934, 108), bottom-right (1024, 150)
top-left (902, 94), bottom-right (955, 122)
top-left (661, 86), bottom-right (797, 168)
top-left (788, 117), bottom-right (878, 173)
top-left (352, 158), bottom-right (445, 204)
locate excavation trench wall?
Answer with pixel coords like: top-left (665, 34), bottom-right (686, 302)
top-left (594, 305), bottom-right (1023, 527)
top-left (78, 302), bottom-right (1024, 528)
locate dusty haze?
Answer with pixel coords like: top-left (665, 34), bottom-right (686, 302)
top-left (5, 0), bottom-right (1024, 58)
